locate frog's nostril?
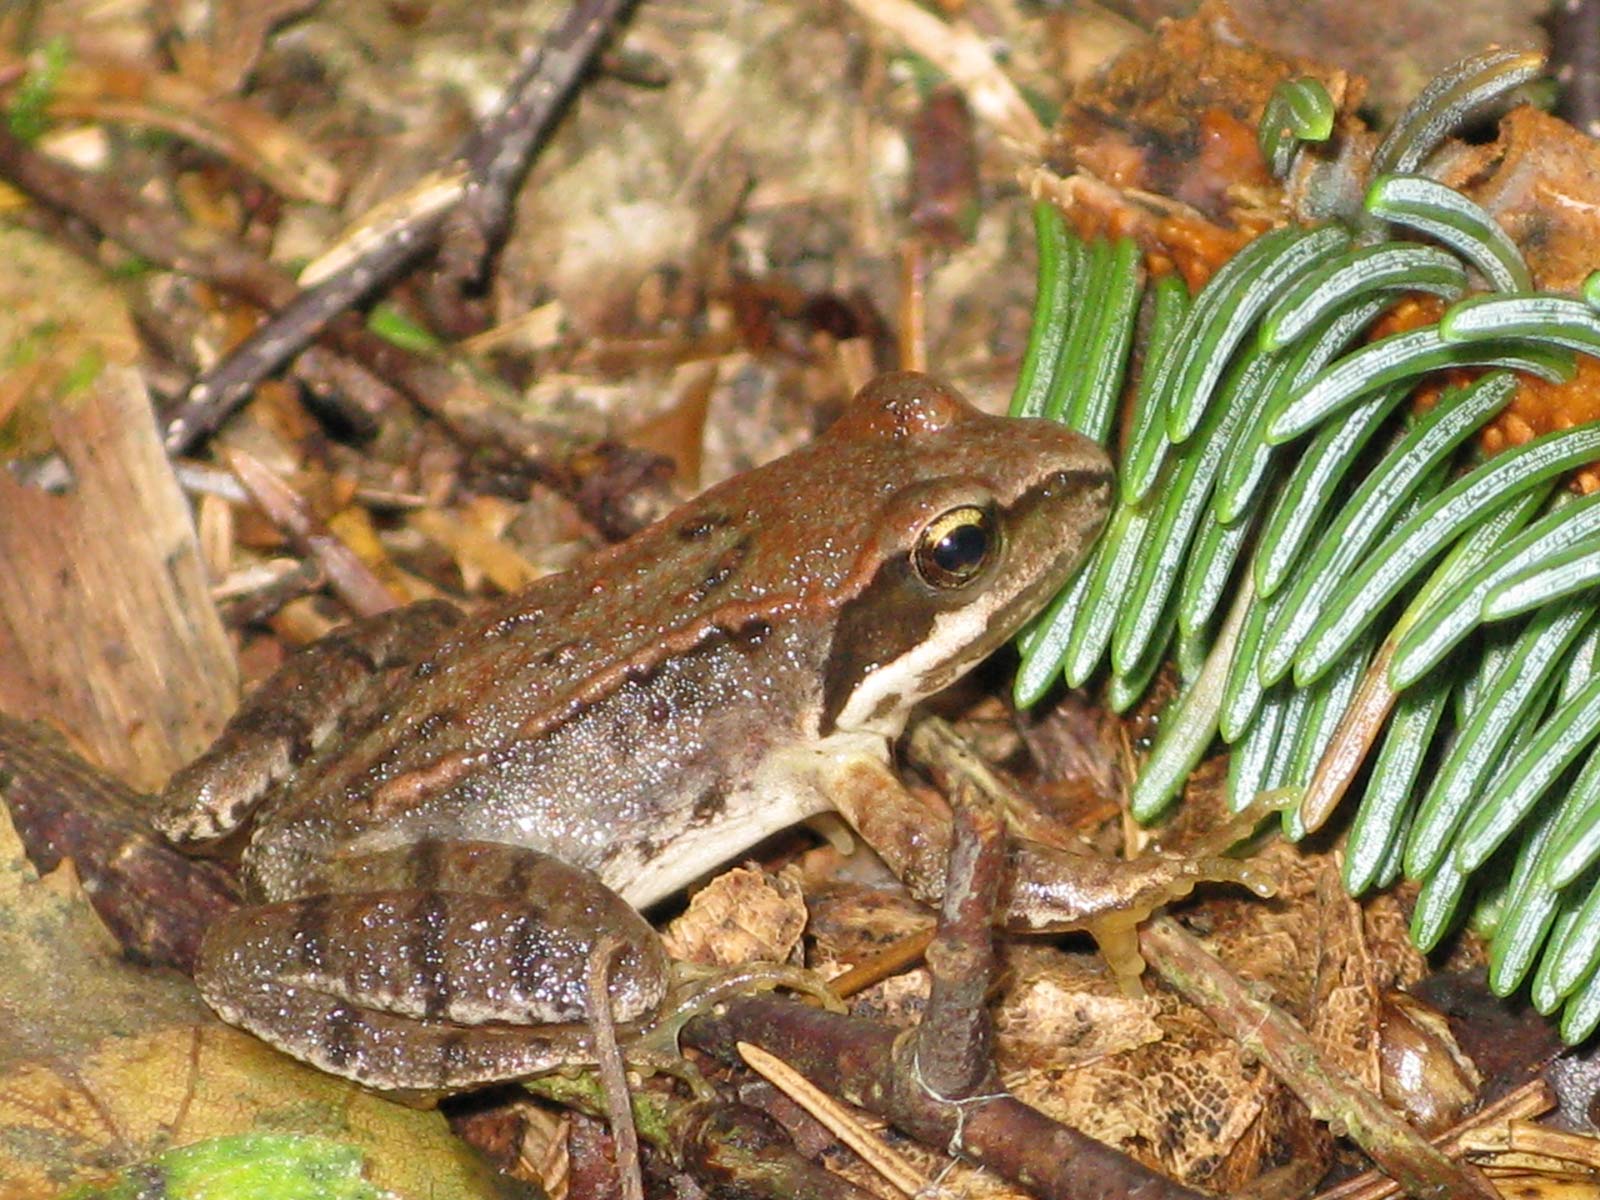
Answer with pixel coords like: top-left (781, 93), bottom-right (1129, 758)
top-left (1046, 465), bottom-right (1113, 497)
top-left (1081, 445), bottom-right (1116, 486)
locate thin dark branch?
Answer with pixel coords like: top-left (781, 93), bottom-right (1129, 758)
top-left (587, 934), bottom-right (644, 1200)
top-left (216, 558), bottom-right (325, 628)
top-left (167, 0), bottom-right (636, 452)
top-left (163, 210), bottom-right (450, 452)
top-left (685, 997), bottom-right (1204, 1200)
top-left (222, 448), bottom-right (401, 617)
top-left (432, 0), bottom-right (637, 322)
top-left (914, 777), bottom-right (1004, 1100)
top-left (0, 100), bottom-right (678, 533)
top-left (0, 121), bottom-right (291, 309)
top-left (0, 123), bottom-right (474, 451)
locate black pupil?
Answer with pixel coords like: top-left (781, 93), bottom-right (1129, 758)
top-left (932, 521), bottom-right (988, 574)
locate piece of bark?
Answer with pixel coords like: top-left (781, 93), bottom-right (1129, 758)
top-left (0, 363), bottom-right (236, 790)
top-left (0, 714), bottom-right (237, 972)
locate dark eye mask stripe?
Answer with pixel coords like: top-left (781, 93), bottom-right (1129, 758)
top-left (820, 555), bottom-right (933, 736)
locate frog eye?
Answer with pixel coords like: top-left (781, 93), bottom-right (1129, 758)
top-left (913, 504), bottom-right (999, 589)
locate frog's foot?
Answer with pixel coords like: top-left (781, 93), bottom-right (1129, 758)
top-left (1007, 838), bottom-right (1279, 994)
top-left (611, 1044), bottom-right (716, 1102)
top-left (1009, 839), bottom-right (1276, 928)
top-left (1191, 785), bottom-right (1298, 859)
top-left (634, 962), bottom-right (844, 1064)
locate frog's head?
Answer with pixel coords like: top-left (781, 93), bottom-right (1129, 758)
top-left (815, 371), bottom-right (1113, 737)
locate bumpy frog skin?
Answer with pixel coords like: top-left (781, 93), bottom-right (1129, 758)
top-left (157, 372), bottom-right (1113, 1092)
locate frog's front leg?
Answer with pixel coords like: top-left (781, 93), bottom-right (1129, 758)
top-left (156, 600), bottom-right (463, 845)
top-left (821, 747), bottom-right (1268, 979)
top-left (197, 840), bottom-right (668, 1093)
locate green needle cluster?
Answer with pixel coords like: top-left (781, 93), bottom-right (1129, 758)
top-left (1011, 48), bottom-right (1600, 1040)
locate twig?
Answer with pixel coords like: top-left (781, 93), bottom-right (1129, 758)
top-left (428, 0), bottom-right (637, 332)
top-left (169, 0), bottom-right (636, 448)
top-left (915, 777), bottom-right (1003, 1102)
top-left (0, 122), bottom-right (445, 447)
top-left (1311, 1078), bottom-right (1555, 1200)
top-left (0, 83), bottom-right (677, 535)
top-left (223, 449), bottom-right (400, 618)
top-left (166, 220), bottom-right (451, 453)
top-left (685, 996), bottom-right (1205, 1199)
top-left (1502, 1114), bottom-right (1600, 1166)
top-left (0, 121), bottom-right (291, 307)
top-left (737, 1041), bottom-right (932, 1196)
top-left (897, 242), bottom-right (929, 372)
top-left (217, 558), bottom-right (326, 629)
top-left (689, 783), bottom-right (1012, 1194)
top-left (587, 934), bottom-right (644, 1200)
top-left (826, 927), bottom-right (934, 999)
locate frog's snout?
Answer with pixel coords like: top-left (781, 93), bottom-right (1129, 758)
top-left (1060, 429), bottom-right (1115, 493)
top-left (1035, 429), bottom-right (1115, 526)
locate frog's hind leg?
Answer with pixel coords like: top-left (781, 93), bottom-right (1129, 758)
top-left (196, 841), bottom-right (668, 1092)
top-left (156, 601), bottom-right (462, 846)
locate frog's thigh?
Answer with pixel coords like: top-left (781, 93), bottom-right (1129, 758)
top-left (198, 842), bottom-right (667, 1091)
top-left (158, 600), bottom-right (464, 845)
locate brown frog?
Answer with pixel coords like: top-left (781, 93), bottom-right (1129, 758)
top-left (157, 371), bottom-right (1200, 1093)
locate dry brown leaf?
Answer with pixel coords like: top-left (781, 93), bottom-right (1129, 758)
top-left (994, 944), bottom-right (1163, 1070)
top-left (44, 58), bottom-right (343, 204)
top-left (804, 880), bottom-right (934, 965)
top-left (1015, 994), bottom-right (1272, 1191)
top-left (662, 865), bottom-right (807, 966)
top-left (409, 503), bottom-right (547, 595)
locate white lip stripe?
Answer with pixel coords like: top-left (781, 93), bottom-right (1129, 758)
top-left (830, 605), bottom-right (991, 737)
